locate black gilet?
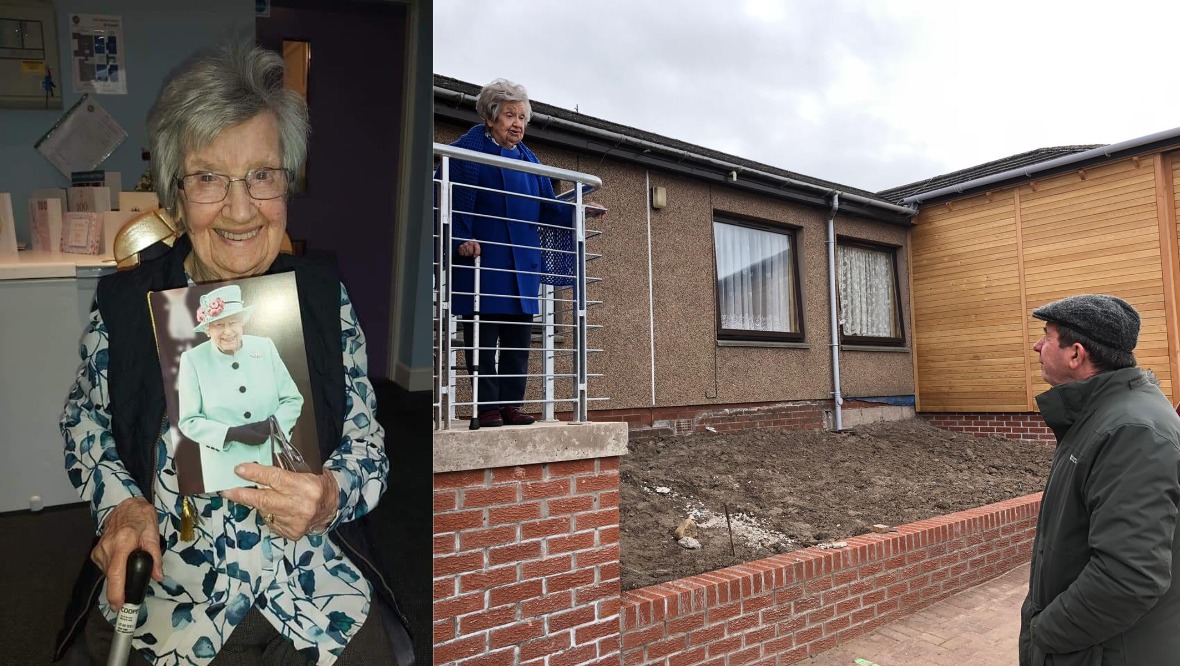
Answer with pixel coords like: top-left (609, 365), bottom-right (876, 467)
top-left (53, 234), bottom-right (403, 659)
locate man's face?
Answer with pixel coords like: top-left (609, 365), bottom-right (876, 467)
top-left (1033, 322), bottom-right (1075, 386)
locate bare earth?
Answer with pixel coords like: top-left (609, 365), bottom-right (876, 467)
top-left (619, 418), bottom-right (1055, 591)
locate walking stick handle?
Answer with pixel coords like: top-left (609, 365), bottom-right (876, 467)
top-left (107, 549), bottom-right (153, 666)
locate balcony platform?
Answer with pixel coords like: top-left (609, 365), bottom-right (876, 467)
top-left (433, 419), bottom-right (628, 473)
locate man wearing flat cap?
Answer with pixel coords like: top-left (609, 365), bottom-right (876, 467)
top-left (1019, 294), bottom-right (1180, 665)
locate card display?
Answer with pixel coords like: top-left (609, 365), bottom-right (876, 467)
top-left (29, 197), bottom-right (64, 253)
top-left (60, 211), bottom-right (103, 254)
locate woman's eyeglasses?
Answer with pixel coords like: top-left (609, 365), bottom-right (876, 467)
top-left (176, 167), bottom-right (291, 203)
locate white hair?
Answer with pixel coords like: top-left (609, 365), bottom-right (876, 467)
top-left (475, 78), bottom-right (532, 125)
top-left (147, 41), bottom-right (309, 222)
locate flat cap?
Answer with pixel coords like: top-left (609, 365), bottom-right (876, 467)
top-left (1032, 294), bottom-right (1140, 353)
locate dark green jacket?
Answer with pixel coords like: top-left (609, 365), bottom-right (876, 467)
top-left (1020, 367), bottom-right (1180, 665)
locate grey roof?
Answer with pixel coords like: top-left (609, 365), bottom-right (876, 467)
top-left (434, 74), bottom-right (890, 204)
top-left (877, 145), bottom-right (1104, 203)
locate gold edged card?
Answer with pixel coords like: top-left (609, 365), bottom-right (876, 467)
top-left (148, 272), bottom-right (321, 495)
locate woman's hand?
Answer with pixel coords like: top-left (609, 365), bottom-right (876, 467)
top-left (586, 201), bottom-right (607, 218)
top-left (221, 464), bottom-right (340, 540)
top-left (92, 497), bottom-right (164, 608)
top-left (457, 240), bottom-right (481, 257)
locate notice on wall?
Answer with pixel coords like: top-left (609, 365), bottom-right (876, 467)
top-left (69, 14), bottom-right (126, 95)
top-left (35, 94), bottom-right (127, 178)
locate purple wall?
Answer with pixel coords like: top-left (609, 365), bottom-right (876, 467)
top-left (258, 1), bottom-right (407, 377)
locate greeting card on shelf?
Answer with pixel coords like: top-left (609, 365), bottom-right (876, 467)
top-left (31, 189), bottom-right (68, 217)
top-left (67, 186), bottom-right (112, 213)
top-left (60, 212), bottom-right (103, 254)
top-left (119, 191), bottom-right (158, 213)
top-left (71, 171), bottom-right (121, 210)
top-left (102, 211), bottom-right (135, 257)
top-left (29, 197), bottom-right (64, 253)
top-left (0, 194), bottom-right (17, 256)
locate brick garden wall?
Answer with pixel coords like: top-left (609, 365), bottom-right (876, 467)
top-left (433, 448), bottom-right (1040, 665)
top-left (618, 493), bottom-right (1041, 665)
top-left (434, 458), bottom-right (623, 666)
top-left (920, 413), bottom-right (1055, 444)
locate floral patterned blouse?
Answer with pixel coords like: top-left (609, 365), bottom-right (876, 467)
top-left (61, 282), bottom-right (388, 665)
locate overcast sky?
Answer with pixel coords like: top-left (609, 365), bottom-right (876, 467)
top-left (433, 1), bottom-right (1180, 193)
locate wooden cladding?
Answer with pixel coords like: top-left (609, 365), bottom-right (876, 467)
top-left (912, 153), bottom-right (1180, 412)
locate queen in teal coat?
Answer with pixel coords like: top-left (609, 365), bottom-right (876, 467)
top-left (178, 284), bottom-right (303, 492)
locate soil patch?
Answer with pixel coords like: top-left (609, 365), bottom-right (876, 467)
top-left (619, 418), bottom-right (1054, 591)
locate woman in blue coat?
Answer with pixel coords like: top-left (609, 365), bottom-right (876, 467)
top-left (447, 79), bottom-right (604, 428)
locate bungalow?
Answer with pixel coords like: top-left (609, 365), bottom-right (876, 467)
top-left (434, 75), bottom-right (920, 435)
top-left (430, 74), bottom-right (1078, 666)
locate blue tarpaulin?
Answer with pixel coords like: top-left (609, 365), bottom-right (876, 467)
top-left (846, 395), bottom-right (915, 407)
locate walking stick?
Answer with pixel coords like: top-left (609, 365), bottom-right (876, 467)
top-left (107, 549), bottom-right (153, 666)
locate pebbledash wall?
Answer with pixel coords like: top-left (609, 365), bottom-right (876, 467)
top-left (433, 421), bottom-right (1041, 665)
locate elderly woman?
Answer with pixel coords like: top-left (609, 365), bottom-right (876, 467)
top-left (56, 43), bottom-right (408, 664)
top-left (447, 78), bottom-right (604, 428)
top-left (178, 284), bottom-right (305, 493)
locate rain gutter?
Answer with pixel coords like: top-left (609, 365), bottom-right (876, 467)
top-left (435, 86), bottom-right (917, 220)
top-left (902, 126), bottom-right (1180, 205)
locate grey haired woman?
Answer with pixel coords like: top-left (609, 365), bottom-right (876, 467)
top-left (56, 41), bottom-right (409, 664)
top-left (446, 78), bottom-right (605, 428)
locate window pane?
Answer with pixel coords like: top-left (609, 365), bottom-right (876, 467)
top-left (713, 222), bottom-right (798, 334)
top-left (838, 244), bottom-right (899, 339)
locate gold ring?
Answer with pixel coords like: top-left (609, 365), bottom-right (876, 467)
top-left (265, 512), bottom-right (275, 524)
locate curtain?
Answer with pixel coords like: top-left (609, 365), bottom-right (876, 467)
top-left (713, 222), bottom-right (797, 333)
top-left (838, 245), bottom-right (898, 338)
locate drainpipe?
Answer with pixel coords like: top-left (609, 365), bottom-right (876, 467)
top-left (826, 192), bottom-right (844, 431)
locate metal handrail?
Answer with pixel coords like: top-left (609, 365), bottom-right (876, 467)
top-left (434, 143), bottom-right (604, 187)
top-left (433, 142), bottom-right (605, 429)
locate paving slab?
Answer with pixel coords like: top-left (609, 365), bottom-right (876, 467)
top-left (807, 563), bottom-right (1028, 666)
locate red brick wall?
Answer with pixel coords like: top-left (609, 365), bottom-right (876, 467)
top-left (434, 458), bottom-right (623, 665)
top-left (435, 454), bottom-right (1039, 665)
top-left (618, 494), bottom-right (1040, 664)
top-left (920, 412), bottom-right (1055, 444)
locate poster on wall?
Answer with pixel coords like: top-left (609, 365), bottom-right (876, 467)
top-left (35, 94), bottom-right (127, 177)
top-left (69, 14), bottom-right (126, 95)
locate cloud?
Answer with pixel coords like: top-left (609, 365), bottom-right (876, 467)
top-left (435, 0), bottom-right (1180, 191)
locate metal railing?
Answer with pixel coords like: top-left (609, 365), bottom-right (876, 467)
top-left (433, 143), bottom-right (605, 430)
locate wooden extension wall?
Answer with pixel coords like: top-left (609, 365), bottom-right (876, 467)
top-left (912, 150), bottom-right (1180, 412)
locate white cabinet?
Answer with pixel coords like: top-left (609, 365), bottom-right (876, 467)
top-left (0, 256), bottom-right (110, 512)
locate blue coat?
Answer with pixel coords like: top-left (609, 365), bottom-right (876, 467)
top-left (447, 125), bottom-right (572, 315)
